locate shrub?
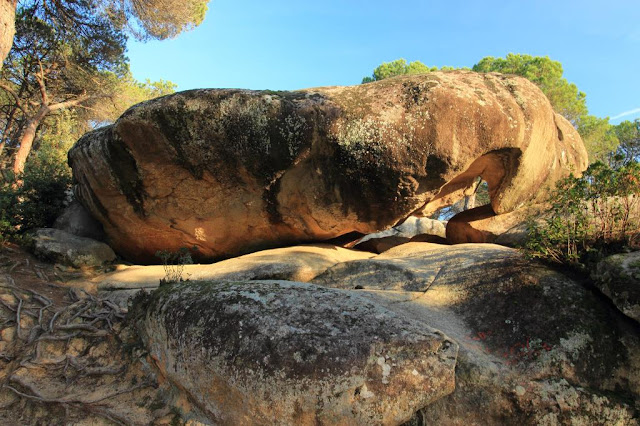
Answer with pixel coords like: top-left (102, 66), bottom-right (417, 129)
top-left (155, 247), bottom-right (196, 284)
top-left (0, 146), bottom-right (72, 239)
top-left (525, 161), bottom-right (640, 266)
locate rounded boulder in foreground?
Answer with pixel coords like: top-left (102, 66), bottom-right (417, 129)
top-left (140, 280), bottom-right (458, 425)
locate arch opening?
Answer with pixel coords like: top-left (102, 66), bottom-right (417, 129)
top-left (414, 148), bottom-right (522, 220)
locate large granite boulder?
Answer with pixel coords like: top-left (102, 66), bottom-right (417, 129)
top-left (126, 242), bottom-right (639, 424)
top-left (69, 71), bottom-right (587, 263)
top-left (140, 280), bottom-right (458, 425)
top-left (0, 1), bottom-right (15, 69)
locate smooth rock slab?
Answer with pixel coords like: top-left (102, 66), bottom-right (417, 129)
top-left (140, 280), bottom-right (458, 425)
top-left (95, 244), bottom-right (374, 291)
top-left (31, 228), bottom-right (116, 268)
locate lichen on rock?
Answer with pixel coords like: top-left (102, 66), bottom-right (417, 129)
top-left (139, 280), bottom-right (458, 425)
top-left (68, 71), bottom-right (588, 263)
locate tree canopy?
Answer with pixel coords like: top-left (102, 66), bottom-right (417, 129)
top-left (361, 59), bottom-right (455, 83)
top-left (0, 0), bottom-right (211, 72)
top-left (614, 119), bottom-right (640, 163)
top-left (96, 0), bottom-right (210, 40)
top-left (0, 1), bottom-right (177, 175)
top-left (576, 115), bottom-right (619, 164)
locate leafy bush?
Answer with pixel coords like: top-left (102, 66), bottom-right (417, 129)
top-left (0, 146), bottom-right (72, 239)
top-left (525, 161), bottom-right (640, 266)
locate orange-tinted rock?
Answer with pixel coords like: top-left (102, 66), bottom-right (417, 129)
top-left (445, 205), bottom-right (526, 244)
top-left (69, 71), bottom-right (587, 263)
top-left (0, 1), bottom-right (15, 69)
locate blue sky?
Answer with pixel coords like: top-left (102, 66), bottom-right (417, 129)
top-left (127, 0), bottom-right (640, 124)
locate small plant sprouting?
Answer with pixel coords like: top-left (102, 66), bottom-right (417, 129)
top-left (155, 246), bottom-right (197, 285)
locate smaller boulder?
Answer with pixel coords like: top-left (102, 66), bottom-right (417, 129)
top-left (592, 251), bottom-right (640, 323)
top-left (31, 228), bottom-right (116, 268)
top-left (355, 235), bottom-right (411, 254)
top-left (446, 205), bottom-right (530, 245)
top-left (53, 200), bottom-right (105, 241)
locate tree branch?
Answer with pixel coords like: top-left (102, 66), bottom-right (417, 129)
top-left (35, 59), bottom-right (49, 105)
top-left (48, 92), bottom-right (92, 111)
top-left (0, 82), bottom-right (27, 114)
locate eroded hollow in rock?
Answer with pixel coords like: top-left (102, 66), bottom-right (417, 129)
top-left (416, 148), bottom-right (522, 219)
top-left (427, 178), bottom-right (490, 222)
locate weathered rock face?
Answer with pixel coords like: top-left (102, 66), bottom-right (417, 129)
top-left (140, 280), bottom-right (458, 425)
top-left (354, 216), bottom-right (447, 254)
top-left (69, 71), bottom-right (587, 262)
top-left (311, 243), bottom-right (640, 424)
top-left (95, 244), bottom-right (374, 292)
top-left (445, 204), bottom-right (529, 244)
top-left (592, 251), bottom-right (640, 323)
top-left (127, 242), bottom-right (640, 424)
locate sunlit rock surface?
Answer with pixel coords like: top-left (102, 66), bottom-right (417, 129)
top-left (311, 243), bottom-right (640, 425)
top-left (124, 242), bottom-right (640, 424)
top-left (69, 71), bottom-right (587, 262)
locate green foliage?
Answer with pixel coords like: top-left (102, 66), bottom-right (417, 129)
top-left (99, 0), bottom-right (210, 40)
top-left (362, 59), bottom-right (440, 83)
top-left (577, 115), bottom-right (619, 164)
top-left (525, 161), bottom-right (640, 266)
top-left (613, 119), bottom-right (640, 163)
top-left (0, 144), bottom-right (72, 238)
top-left (155, 247), bottom-right (196, 284)
top-left (0, 1), bottom-right (179, 174)
top-left (90, 71), bottom-right (178, 125)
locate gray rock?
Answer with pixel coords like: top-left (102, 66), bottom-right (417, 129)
top-left (32, 228), bottom-right (116, 268)
top-left (140, 280), bottom-right (458, 425)
top-left (354, 235), bottom-right (412, 254)
top-left (592, 251), bottom-right (640, 323)
top-left (54, 200), bottom-right (105, 241)
top-left (312, 243), bottom-right (640, 424)
top-left (493, 221), bottom-right (529, 247)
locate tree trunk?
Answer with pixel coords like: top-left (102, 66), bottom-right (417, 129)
top-left (0, 0), bottom-right (17, 69)
top-left (12, 104), bottom-right (49, 175)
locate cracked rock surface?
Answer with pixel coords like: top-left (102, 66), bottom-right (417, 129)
top-left (592, 251), bottom-right (640, 323)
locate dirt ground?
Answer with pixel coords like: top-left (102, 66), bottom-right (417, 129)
top-left (0, 243), bottom-right (189, 425)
